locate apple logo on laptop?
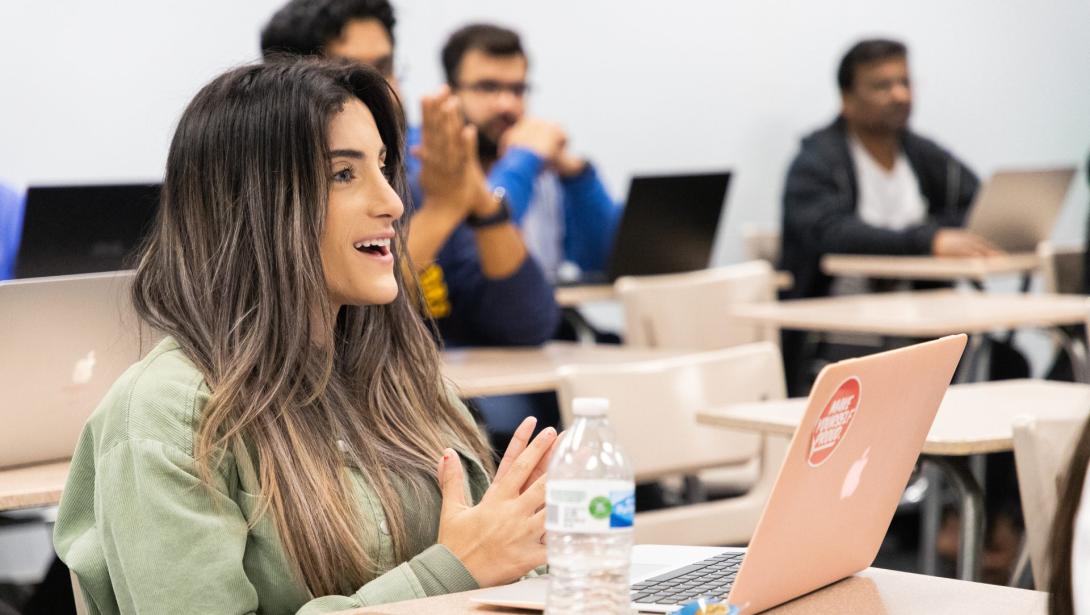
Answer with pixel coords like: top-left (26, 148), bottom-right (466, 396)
top-left (840, 446), bottom-right (871, 500)
top-left (72, 351), bottom-right (96, 385)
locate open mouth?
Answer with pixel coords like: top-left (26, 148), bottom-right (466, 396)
top-left (353, 238), bottom-right (392, 257)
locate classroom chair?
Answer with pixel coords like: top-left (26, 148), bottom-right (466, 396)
top-left (615, 260), bottom-right (778, 351)
top-left (741, 225), bottom-right (781, 265)
top-left (1011, 414), bottom-right (1087, 589)
top-left (556, 342), bottom-right (789, 546)
top-left (1038, 241), bottom-right (1085, 295)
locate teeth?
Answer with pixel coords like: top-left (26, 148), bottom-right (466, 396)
top-left (353, 238), bottom-right (391, 250)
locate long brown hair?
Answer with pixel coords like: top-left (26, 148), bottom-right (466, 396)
top-left (132, 58), bottom-right (493, 596)
top-left (1048, 414), bottom-right (1090, 615)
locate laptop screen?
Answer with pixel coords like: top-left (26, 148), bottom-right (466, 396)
top-left (15, 183), bottom-right (161, 279)
top-left (607, 171), bottom-right (730, 281)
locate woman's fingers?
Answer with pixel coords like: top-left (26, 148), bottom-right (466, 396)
top-left (494, 417), bottom-right (537, 484)
top-left (493, 427), bottom-right (557, 497)
top-left (516, 472), bottom-right (548, 513)
top-left (522, 429), bottom-right (562, 492)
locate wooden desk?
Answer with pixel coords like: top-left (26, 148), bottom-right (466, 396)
top-left (821, 253), bottom-right (1041, 282)
top-left (553, 272), bottom-right (795, 308)
top-left (0, 460), bottom-right (69, 511)
top-left (727, 288), bottom-right (1090, 338)
top-left (698, 379), bottom-right (1090, 582)
top-left (555, 284), bottom-right (616, 307)
top-left (441, 342), bottom-right (679, 398)
top-left (700, 379), bottom-right (1090, 456)
top-left (342, 567), bottom-right (1046, 614)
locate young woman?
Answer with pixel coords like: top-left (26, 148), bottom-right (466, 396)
top-left (1049, 415), bottom-right (1090, 615)
top-left (53, 58), bottom-right (555, 614)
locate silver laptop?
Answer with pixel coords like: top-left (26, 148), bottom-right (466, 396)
top-left (964, 167), bottom-right (1076, 252)
top-left (0, 271), bottom-right (150, 468)
top-left (475, 335), bottom-right (966, 614)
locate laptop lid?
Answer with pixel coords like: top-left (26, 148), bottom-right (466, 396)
top-left (15, 183), bottom-right (160, 279)
top-left (727, 334), bottom-right (966, 614)
top-left (0, 271), bottom-right (149, 468)
top-left (606, 172), bottom-right (729, 282)
top-left (964, 168), bottom-right (1075, 252)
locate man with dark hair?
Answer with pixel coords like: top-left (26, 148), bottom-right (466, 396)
top-left (261, 0), bottom-right (397, 89)
top-left (441, 23), bottom-right (619, 283)
top-left (781, 39), bottom-right (996, 303)
top-left (260, 1), bottom-right (559, 349)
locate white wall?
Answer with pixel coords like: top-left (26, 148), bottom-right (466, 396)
top-left (1, 0), bottom-right (1088, 263)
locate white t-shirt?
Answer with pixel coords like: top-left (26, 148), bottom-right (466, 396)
top-left (520, 171), bottom-right (564, 283)
top-left (848, 136), bottom-right (928, 231)
top-left (1074, 467), bottom-right (1090, 613)
top-left (832, 138), bottom-right (929, 296)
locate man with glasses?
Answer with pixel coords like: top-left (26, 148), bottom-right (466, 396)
top-left (261, 0), bottom-right (559, 349)
top-left (441, 24), bottom-right (619, 283)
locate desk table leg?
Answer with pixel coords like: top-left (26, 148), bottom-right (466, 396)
top-left (919, 463), bottom-right (941, 576)
top-left (925, 455), bottom-right (984, 582)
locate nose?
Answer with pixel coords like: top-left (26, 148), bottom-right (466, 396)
top-left (495, 90), bottom-right (520, 114)
top-left (891, 82), bottom-right (911, 105)
top-left (371, 177), bottom-right (404, 221)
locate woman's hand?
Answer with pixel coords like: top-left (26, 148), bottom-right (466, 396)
top-left (437, 417), bottom-right (559, 587)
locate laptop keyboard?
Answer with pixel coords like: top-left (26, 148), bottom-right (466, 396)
top-left (630, 551), bottom-right (744, 606)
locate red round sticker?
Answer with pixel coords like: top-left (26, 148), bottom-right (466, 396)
top-left (808, 377), bottom-right (862, 467)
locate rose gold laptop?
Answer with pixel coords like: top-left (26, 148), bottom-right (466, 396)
top-left (0, 271), bottom-right (152, 468)
top-left (474, 334), bottom-right (966, 613)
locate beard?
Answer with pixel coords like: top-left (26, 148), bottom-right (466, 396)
top-left (477, 128), bottom-right (501, 164)
top-left (472, 113), bottom-right (520, 165)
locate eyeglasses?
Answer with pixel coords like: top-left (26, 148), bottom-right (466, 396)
top-left (457, 80), bottom-right (531, 97)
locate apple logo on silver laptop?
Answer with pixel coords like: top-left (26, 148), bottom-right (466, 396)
top-left (72, 351), bottom-right (96, 385)
top-left (840, 446), bottom-right (870, 500)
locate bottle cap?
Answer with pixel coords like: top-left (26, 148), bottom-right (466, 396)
top-left (572, 397), bottom-right (609, 417)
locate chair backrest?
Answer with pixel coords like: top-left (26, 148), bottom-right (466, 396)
top-left (741, 225), bottom-right (781, 264)
top-left (1038, 241), bottom-right (1085, 294)
top-left (616, 260), bottom-right (777, 350)
top-left (1011, 414), bottom-right (1088, 589)
top-left (556, 343), bottom-right (785, 481)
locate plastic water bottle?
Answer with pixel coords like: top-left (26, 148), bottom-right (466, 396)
top-left (545, 397), bottom-right (635, 614)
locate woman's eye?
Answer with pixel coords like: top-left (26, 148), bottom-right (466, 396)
top-left (333, 168), bottom-right (354, 183)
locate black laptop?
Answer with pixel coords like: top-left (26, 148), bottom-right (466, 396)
top-left (598, 171), bottom-right (730, 282)
top-left (14, 183), bottom-right (161, 279)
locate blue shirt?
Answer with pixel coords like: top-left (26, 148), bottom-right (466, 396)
top-left (0, 183), bottom-right (26, 280)
top-left (488, 147), bottom-right (619, 277)
top-left (405, 126), bottom-right (559, 347)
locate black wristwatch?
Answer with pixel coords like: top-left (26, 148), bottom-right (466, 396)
top-left (466, 187), bottom-right (512, 228)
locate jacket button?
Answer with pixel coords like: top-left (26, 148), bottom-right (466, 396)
top-left (379, 519), bottom-right (389, 535)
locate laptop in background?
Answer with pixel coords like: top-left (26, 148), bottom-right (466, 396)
top-left (14, 183), bottom-right (160, 279)
top-left (474, 334), bottom-right (966, 613)
top-left (606, 171), bottom-right (730, 282)
top-left (964, 167), bottom-right (1075, 252)
top-left (559, 171), bottom-right (729, 285)
top-left (0, 272), bottom-right (152, 468)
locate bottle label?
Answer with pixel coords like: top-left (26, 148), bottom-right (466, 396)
top-left (546, 479), bottom-right (635, 533)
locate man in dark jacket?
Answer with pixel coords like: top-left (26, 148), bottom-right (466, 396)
top-left (781, 38), bottom-right (997, 302)
top-left (779, 38), bottom-right (998, 393)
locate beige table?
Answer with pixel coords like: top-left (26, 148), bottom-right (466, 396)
top-left (555, 284), bottom-right (616, 308)
top-left (821, 253), bottom-right (1041, 283)
top-left (698, 379), bottom-right (1090, 582)
top-left (441, 342), bottom-right (679, 398)
top-left (341, 567), bottom-right (1046, 614)
top-left (728, 288), bottom-right (1090, 338)
top-left (0, 460), bottom-right (69, 511)
top-left (554, 273), bottom-right (795, 308)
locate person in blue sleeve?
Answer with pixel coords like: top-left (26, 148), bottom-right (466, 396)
top-left (0, 182), bottom-right (26, 281)
top-left (260, 0), bottom-right (559, 348)
top-left (439, 24), bottom-right (620, 283)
